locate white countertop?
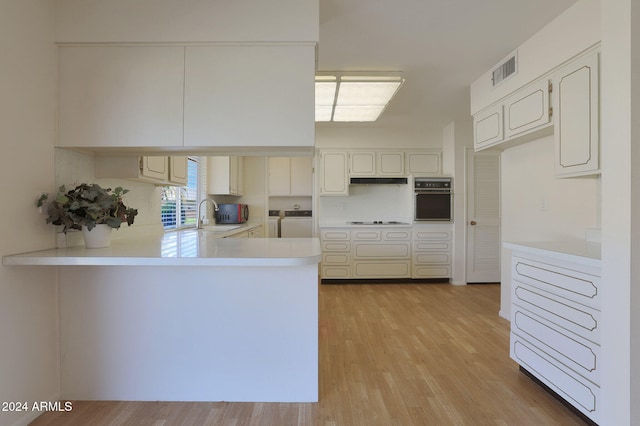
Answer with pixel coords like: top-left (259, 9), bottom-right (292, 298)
top-left (3, 230), bottom-right (322, 267)
top-left (318, 219), bottom-right (451, 228)
top-left (503, 240), bottom-right (601, 266)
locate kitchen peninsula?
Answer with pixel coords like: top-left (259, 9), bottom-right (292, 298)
top-left (3, 232), bottom-right (322, 402)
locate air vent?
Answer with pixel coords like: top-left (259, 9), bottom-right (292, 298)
top-left (492, 52), bottom-right (517, 87)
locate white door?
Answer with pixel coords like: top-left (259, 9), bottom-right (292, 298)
top-left (466, 149), bottom-right (501, 283)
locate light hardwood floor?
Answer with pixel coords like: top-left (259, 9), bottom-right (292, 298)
top-left (30, 283), bottom-right (586, 426)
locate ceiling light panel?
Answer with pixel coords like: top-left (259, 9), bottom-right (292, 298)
top-left (336, 81), bottom-right (402, 106)
top-left (333, 105), bottom-right (386, 122)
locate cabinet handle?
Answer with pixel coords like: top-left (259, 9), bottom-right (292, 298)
top-left (470, 221), bottom-right (477, 226)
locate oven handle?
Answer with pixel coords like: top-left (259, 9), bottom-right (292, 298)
top-left (414, 189), bottom-right (453, 194)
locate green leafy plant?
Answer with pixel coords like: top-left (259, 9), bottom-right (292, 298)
top-left (37, 183), bottom-right (139, 233)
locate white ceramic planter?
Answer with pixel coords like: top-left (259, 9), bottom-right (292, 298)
top-left (82, 224), bottom-right (113, 248)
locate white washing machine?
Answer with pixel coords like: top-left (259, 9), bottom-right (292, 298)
top-left (280, 210), bottom-right (313, 238)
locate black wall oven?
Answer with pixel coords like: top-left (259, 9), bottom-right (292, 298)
top-left (414, 177), bottom-right (453, 222)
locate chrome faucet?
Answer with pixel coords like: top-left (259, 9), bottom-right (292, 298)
top-left (197, 198), bottom-right (219, 229)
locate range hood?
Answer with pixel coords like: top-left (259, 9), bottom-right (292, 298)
top-left (349, 177), bottom-right (408, 185)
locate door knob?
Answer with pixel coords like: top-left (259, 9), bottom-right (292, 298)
top-left (470, 221), bottom-right (477, 226)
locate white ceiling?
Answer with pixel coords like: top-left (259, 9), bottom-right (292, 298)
top-left (316, 0), bottom-right (578, 134)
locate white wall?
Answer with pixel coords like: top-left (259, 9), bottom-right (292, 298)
top-left (55, 0), bottom-right (318, 43)
top-left (599, 0), bottom-right (639, 422)
top-left (316, 126), bottom-right (442, 150)
top-left (0, 2), bottom-right (59, 425)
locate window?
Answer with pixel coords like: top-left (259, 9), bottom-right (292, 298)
top-left (161, 157), bottom-right (202, 230)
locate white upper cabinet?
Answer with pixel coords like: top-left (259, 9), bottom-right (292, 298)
top-left (504, 79), bottom-right (551, 139)
top-left (58, 46), bottom-right (184, 148)
top-left (553, 51), bottom-right (600, 178)
top-left (405, 151), bottom-right (441, 175)
top-left (473, 104), bottom-right (504, 150)
top-left (349, 152), bottom-right (376, 176)
top-left (169, 157), bottom-right (189, 186)
top-left (268, 157), bottom-right (313, 196)
top-left (184, 45), bottom-right (315, 148)
top-left (208, 156), bottom-right (244, 196)
top-left (95, 156), bottom-right (187, 186)
top-left (376, 152), bottom-right (405, 176)
top-left (349, 151), bottom-right (405, 177)
top-left (319, 151), bottom-right (349, 196)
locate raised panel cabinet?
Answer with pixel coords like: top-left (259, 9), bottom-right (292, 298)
top-left (473, 104), bottom-right (504, 150)
top-left (504, 79), bottom-right (551, 139)
top-left (58, 46), bottom-right (184, 148)
top-left (349, 152), bottom-right (376, 176)
top-left (95, 156), bottom-right (187, 186)
top-left (319, 151), bottom-right (349, 196)
top-left (405, 151), bottom-right (441, 175)
top-left (553, 51), bottom-right (600, 178)
top-left (376, 152), bottom-right (405, 176)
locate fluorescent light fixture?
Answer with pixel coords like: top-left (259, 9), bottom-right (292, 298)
top-left (315, 74), bottom-right (404, 122)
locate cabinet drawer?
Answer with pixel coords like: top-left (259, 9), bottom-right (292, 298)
top-left (413, 265), bottom-right (450, 278)
top-left (322, 266), bottom-right (351, 279)
top-left (413, 241), bottom-right (450, 251)
top-left (513, 281), bottom-right (600, 344)
top-left (321, 241), bottom-right (350, 252)
top-left (353, 243), bottom-right (410, 259)
top-left (512, 308), bottom-right (599, 384)
top-left (512, 256), bottom-right (600, 309)
top-left (511, 335), bottom-right (599, 423)
top-left (415, 253), bottom-right (450, 264)
top-left (354, 261), bottom-right (410, 278)
top-left (321, 230), bottom-right (350, 241)
top-left (383, 229), bottom-right (411, 241)
top-left (351, 230), bottom-right (382, 241)
top-left (413, 230), bottom-right (451, 241)
top-left (322, 253), bottom-right (350, 265)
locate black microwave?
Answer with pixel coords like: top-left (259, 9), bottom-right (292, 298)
top-left (217, 204), bottom-right (249, 224)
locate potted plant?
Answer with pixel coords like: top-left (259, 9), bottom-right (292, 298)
top-left (37, 183), bottom-right (139, 248)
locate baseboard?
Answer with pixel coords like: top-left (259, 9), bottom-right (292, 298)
top-left (321, 278), bottom-right (450, 284)
top-left (498, 309), bottom-right (510, 321)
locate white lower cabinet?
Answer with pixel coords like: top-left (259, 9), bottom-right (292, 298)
top-left (412, 228), bottom-right (451, 278)
top-left (509, 248), bottom-right (601, 424)
top-left (320, 229), bottom-right (351, 278)
top-left (321, 226), bottom-right (454, 280)
top-left (351, 228), bottom-right (411, 279)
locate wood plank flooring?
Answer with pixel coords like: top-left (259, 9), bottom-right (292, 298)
top-left (30, 283), bottom-right (586, 426)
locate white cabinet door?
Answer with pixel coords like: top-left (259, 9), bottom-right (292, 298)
top-left (405, 151), bottom-right (441, 175)
top-left (377, 152), bottom-right (404, 176)
top-left (349, 152), bottom-right (376, 176)
top-left (58, 46), bottom-right (184, 148)
top-left (184, 45), bottom-right (315, 148)
top-left (169, 157), bottom-right (188, 185)
top-left (319, 151), bottom-right (348, 196)
top-left (268, 157), bottom-right (290, 196)
top-left (208, 156), bottom-right (242, 195)
top-left (141, 157), bottom-right (169, 181)
top-left (473, 104), bottom-right (504, 150)
top-left (504, 79), bottom-right (551, 139)
top-left (290, 157), bottom-right (313, 196)
top-left (554, 52), bottom-right (600, 177)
